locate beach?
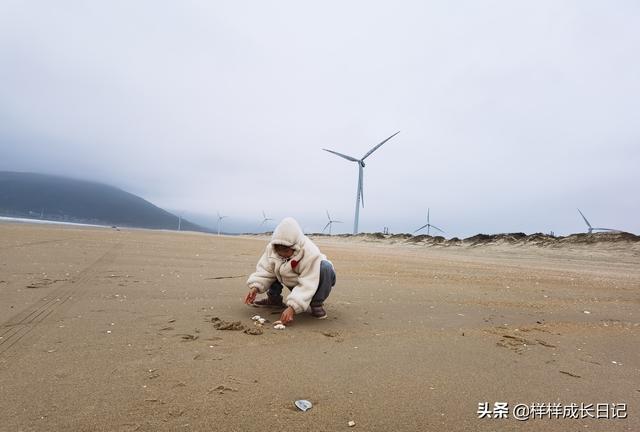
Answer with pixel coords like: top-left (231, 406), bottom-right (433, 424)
top-left (0, 222), bottom-right (638, 431)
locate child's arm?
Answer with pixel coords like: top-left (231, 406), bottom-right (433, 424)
top-left (285, 256), bottom-right (323, 313)
top-left (246, 246), bottom-right (277, 293)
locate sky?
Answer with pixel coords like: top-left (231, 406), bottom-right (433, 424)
top-left (1, 0), bottom-right (638, 237)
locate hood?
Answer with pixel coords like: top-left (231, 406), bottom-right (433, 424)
top-left (270, 217), bottom-right (304, 251)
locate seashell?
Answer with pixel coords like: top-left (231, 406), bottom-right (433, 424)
top-left (251, 315), bottom-right (261, 321)
top-left (274, 324), bottom-right (286, 330)
top-left (273, 320), bottom-right (283, 325)
top-left (294, 399), bottom-right (312, 412)
top-left (258, 318), bottom-right (266, 324)
top-left (348, 420), bottom-right (356, 427)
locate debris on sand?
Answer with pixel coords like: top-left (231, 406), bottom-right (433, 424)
top-left (213, 320), bottom-right (246, 331)
top-left (210, 385), bottom-right (238, 394)
top-left (535, 339), bottom-right (556, 348)
top-left (244, 327), bottom-right (264, 335)
top-left (559, 370), bottom-right (581, 378)
top-left (321, 331), bottom-right (339, 338)
top-left (348, 420), bottom-right (356, 427)
top-left (205, 275), bottom-right (247, 280)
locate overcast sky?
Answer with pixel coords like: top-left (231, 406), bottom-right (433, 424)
top-left (1, 1), bottom-right (638, 236)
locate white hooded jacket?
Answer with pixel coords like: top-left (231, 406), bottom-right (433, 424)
top-left (246, 217), bottom-right (328, 313)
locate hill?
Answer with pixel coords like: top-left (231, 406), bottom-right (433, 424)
top-left (0, 171), bottom-right (210, 232)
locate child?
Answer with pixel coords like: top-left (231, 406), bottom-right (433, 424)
top-left (244, 217), bottom-right (336, 325)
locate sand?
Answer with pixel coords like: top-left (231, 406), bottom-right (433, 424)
top-left (0, 222), bottom-right (638, 431)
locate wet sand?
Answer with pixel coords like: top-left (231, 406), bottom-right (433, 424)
top-left (0, 222), bottom-right (638, 431)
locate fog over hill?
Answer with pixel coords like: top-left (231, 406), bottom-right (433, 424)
top-left (0, 171), bottom-right (210, 232)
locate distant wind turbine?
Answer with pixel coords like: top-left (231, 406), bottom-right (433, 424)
top-left (322, 210), bottom-right (343, 235)
top-left (217, 212), bottom-right (227, 236)
top-left (260, 211), bottom-right (274, 227)
top-left (577, 209), bottom-right (618, 234)
top-left (414, 208), bottom-right (445, 236)
top-left (323, 131), bottom-right (400, 234)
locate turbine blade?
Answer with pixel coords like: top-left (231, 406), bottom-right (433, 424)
top-left (326, 210), bottom-right (331, 220)
top-left (427, 208), bottom-right (430, 224)
top-left (335, 220), bottom-right (343, 223)
top-left (431, 225), bottom-right (445, 234)
top-left (322, 148), bottom-right (359, 162)
top-left (577, 209), bottom-right (592, 229)
top-left (361, 131), bottom-right (400, 160)
top-left (593, 227), bottom-right (616, 231)
top-left (322, 222), bottom-right (330, 233)
top-left (414, 224), bottom-right (428, 233)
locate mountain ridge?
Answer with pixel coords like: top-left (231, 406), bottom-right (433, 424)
top-left (0, 171), bottom-right (210, 232)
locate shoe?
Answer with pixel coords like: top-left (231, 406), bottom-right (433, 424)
top-left (310, 304), bottom-right (327, 319)
top-left (252, 295), bottom-right (286, 308)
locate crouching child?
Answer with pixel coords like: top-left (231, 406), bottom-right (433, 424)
top-left (244, 217), bottom-right (336, 325)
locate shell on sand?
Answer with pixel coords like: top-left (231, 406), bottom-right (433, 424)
top-left (294, 399), bottom-right (312, 412)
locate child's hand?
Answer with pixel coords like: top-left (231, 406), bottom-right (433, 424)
top-left (280, 306), bottom-right (294, 325)
top-left (244, 287), bottom-right (258, 304)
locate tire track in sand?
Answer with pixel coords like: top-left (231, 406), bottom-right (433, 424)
top-left (0, 242), bottom-right (122, 357)
top-left (0, 237), bottom-right (78, 251)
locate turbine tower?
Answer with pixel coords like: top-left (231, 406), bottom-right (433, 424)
top-left (577, 209), bottom-right (617, 234)
top-left (216, 212), bottom-right (227, 236)
top-left (414, 208), bottom-right (445, 236)
top-left (322, 210), bottom-right (343, 235)
top-left (323, 131), bottom-right (400, 234)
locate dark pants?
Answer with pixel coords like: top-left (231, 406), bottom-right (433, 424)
top-left (268, 260), bottom-right (336, 306)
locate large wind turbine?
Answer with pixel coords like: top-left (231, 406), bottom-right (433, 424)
top-left (323, 131), bottom-right (400, 234)
top-left (414, 208), bottom-right (445, 236)
top-left (577, 209), bottom-right (618, 234)
top-left (216, 212), bottom-right (227, 236)
top-left (322, 210), bottom-right (343, 235)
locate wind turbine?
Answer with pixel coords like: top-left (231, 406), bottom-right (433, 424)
top-left (260, 211), bottom-right (274, 228)
top-left (577, 209), bottom-right (617, 234)
top-left (216, 212), bottom-right (227, 236)
top-left (323, 131), bottom-right (400, 234)
top-left (322, 210), bottom-right (343, 235)
top-left (414, 208), bottom-right (445, 236)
